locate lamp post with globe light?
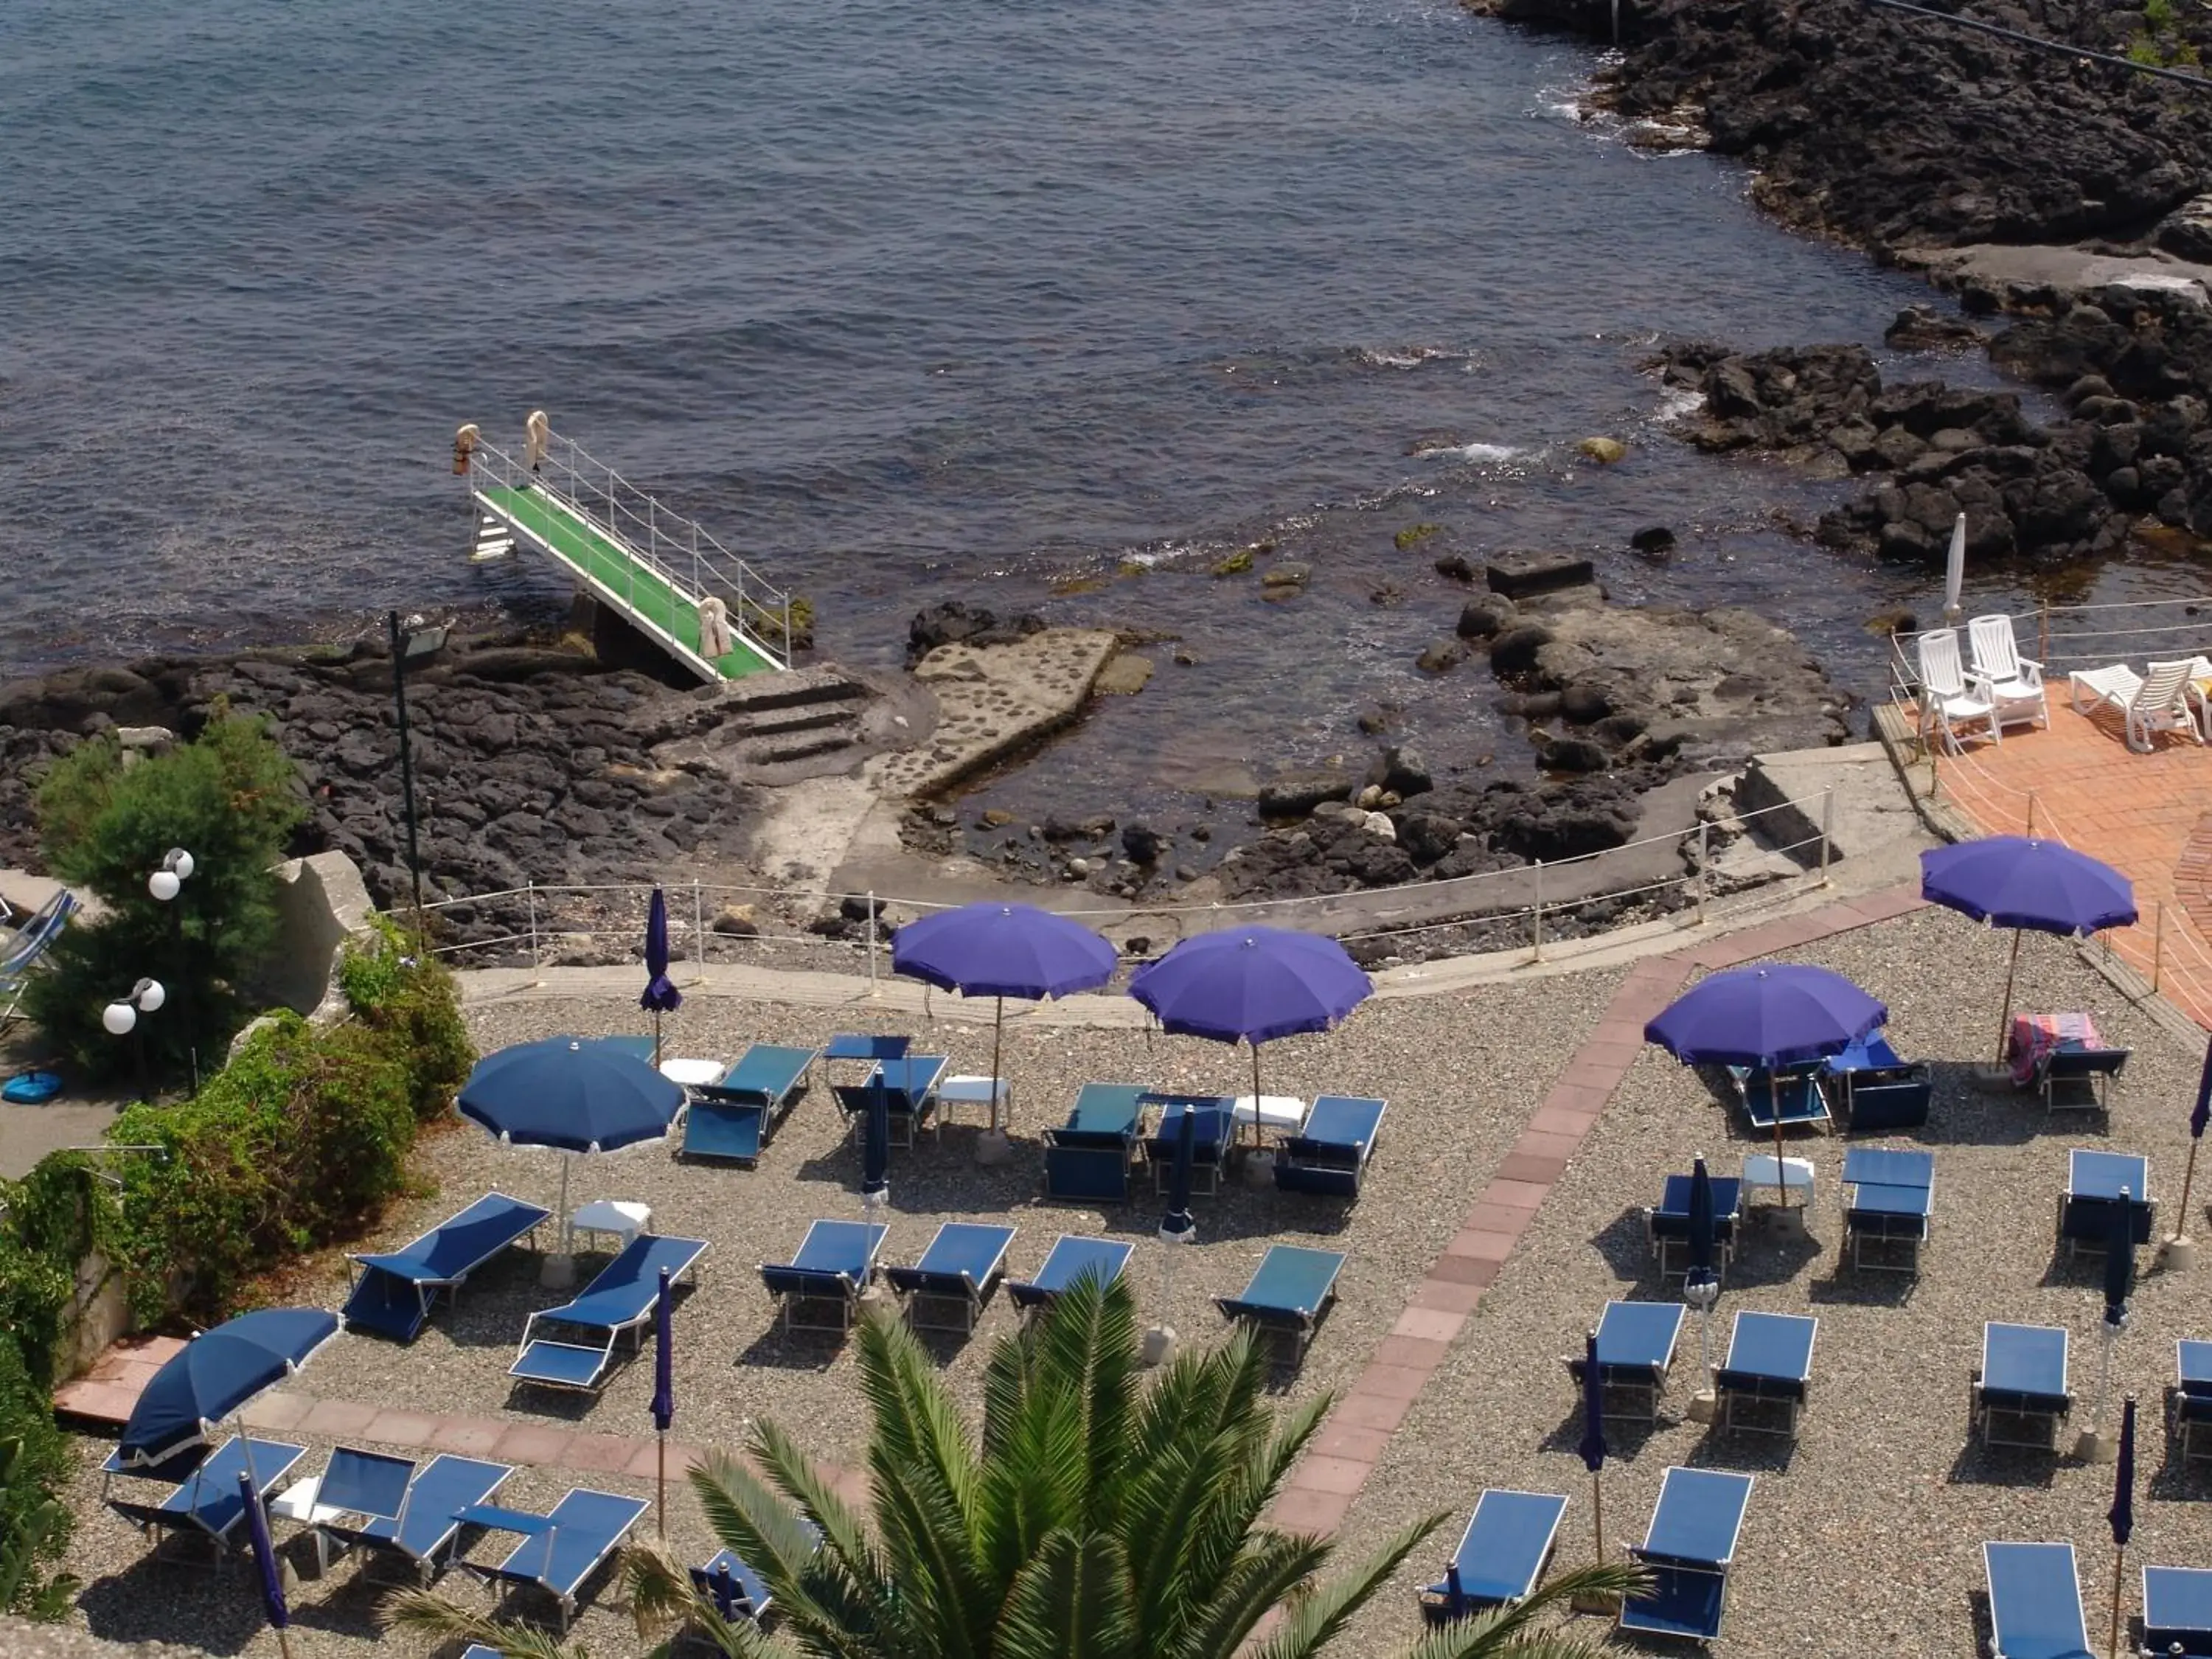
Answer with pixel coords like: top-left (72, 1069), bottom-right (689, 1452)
top-left (102, 978), bottom-right (166, 1105)
top-left (148, 847), bottom-right (198, 1095)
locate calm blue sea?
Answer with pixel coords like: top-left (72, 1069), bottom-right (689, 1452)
top-left (1, 0), bottom-right (2189, 813)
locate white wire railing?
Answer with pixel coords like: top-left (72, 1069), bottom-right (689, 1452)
top-left (464, 423), bottom-right (792, 674)
top-left (386, 787), bottom-right (1854, 975)
top-left (1891, 594), bottom-right (2212, 680)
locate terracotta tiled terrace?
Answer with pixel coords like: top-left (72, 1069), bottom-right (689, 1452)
top-left (1913, 682), bottom-right (2212, 1029)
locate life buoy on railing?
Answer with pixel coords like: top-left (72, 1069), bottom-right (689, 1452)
top-left (698, 595), bottom-right (733, 661)
top-left (524, 409), bottom-right (550, 473)
top-left (453, 423), bottom-right (480, 476)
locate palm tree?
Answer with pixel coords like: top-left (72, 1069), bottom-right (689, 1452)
top-left (387, 1274), bottom-right (1641, 1658)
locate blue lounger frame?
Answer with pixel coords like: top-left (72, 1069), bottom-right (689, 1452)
top-left (1273, 1095), bottom-right (1386, 1200)
top-left (1841, 1147), bottom-right (1934, 1274)
top-left (1419, 1489), bottom-right (1568, 1623)
top-left (343, 1192), bottom-right (552, 1342)
top-left (1567, 1300), bottom-right (1686, 1424)
top-left (459, 1488), bottom-right (651, 1631)
top-left (1044, 1084), bottom-right (1147, 1203)
top-left (1713, 1311), bottom-right (1818, 1438)
top-left (1216, 1245), bottom-right (1346, 1363)
top-left (1984, 1541), bottom-right (2089, 1659)
top-left (682, 1043), bottom-right (820, 1166)
top-left (1974, 1322), bottom-right (2071, 1450)
top-left (1142, 1095), bottom-right (1234, 1196)
top-left (316, 1452), bottom-right (515, 1584)
top-left (883, 1222), bottom-right (1016, 1333)
top-left (1618, 1467), bottom-right (1753, 1645)
top-left (761, 1220), bottom-right (890, 1334)
top-left (1008, 1236), bottom-right (1133, 1320)
top-left (2144, 1565), bottom-right (2212, 1658)
top-left (832, 1055), bottom-right (950, 1149)
top-left (509, 1234), bottom-right (709, 1392)
top-left (1728, 1065), bottom-right (1832, 1133)
top-left (102, 1436), bottom-right (307, 1565)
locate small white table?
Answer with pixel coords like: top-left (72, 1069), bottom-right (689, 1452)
top-left (1742, 1155), bottom-right (1815, 1206)
top-left (1231, 1095), bottom-right (1308, 1146)
top-left (271, 1476), bottom-right (347, 1574)
top-left (569, 1199), bottom-right (652, 1254)
top-left (938, 1074), bottom-right (1009, 1124)
top-left (659, 1057), bottom-right (726, 1088)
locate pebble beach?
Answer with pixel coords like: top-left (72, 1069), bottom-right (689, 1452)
top-left (53, 897), bottom-right (2212, 1657)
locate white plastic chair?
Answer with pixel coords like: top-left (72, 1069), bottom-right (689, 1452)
top-left (1966, 613), bottom-right (2046, 731)
top-left (1915, 628), bottom-right (2000, 754)
top-left (2073, 659), bottom-right (2204, 751)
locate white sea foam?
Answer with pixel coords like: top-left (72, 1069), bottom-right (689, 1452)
top-left (1655, 386), bottom-right (1705, 422)
top-left (1357, 344), bottom-right (1477, 370)
top-left (1412, 439), bottom-right (1521, 463)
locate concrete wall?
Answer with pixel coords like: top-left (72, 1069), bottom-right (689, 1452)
top-left (249, 849), bottom-right (377, 1018)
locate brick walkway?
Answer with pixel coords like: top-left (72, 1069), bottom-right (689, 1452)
top-left (1916, 686), bottom-right (2212, 1029)
top-left (1265, 882), bottom-right (1927, 1535)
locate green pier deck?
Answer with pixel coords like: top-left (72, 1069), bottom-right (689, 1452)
top-left (476, 484), bottom-right (778, 680)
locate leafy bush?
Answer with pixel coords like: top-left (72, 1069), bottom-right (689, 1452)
top-left (0, 1157), bottom-right (110, 1387)
top-left (339, 917), bottom-right (475, 1121)
top-left (27, 708), bottom-right (305, 1082)
top-left (0, 1341), bottom-right (73, 1618)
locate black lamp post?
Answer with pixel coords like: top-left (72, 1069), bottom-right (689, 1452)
top-left (102, 978), bottom-right (165, 1105)
top-left (149, 846), bottom-right (196, 1096)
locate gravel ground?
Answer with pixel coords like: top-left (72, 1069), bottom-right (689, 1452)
top-left (55, 967), bottom-right (1624, 1655)
top-left (1339, 903), bottom-right (2212, 1658)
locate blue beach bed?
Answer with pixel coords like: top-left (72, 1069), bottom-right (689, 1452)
top-left (1974, 1322), bottom-right (2071, 1450)
top-left (458, 1488), bottom-right (651, 1630)
top-left (1984, 1542), bottom-right (2088, 1659)
top-left (1842, 1147), bottom-right (1935, 1274)
top-left (1825, 1031), bottom-right (1933, 1132)
top-left (1273, 1095), bottom-right (1387, 1200)
top-left (2144, 1565), bottom-right (2212, 1658)
top-left (1419, 1489), bottom-right (1568, 1624)
top-left (884, 1222), bottom-right (1017, 1333)
top-left (343, 1192), bottom-right (551, 1342)
top-left (1713, 1311), bottom-right (1818, 1438)
top-left (1044, 1083), bottom-right (1147, 1203)
top-left (760, 1220), bottom-right (890, 1334)
top-left (1567, 1299), bottom-right (1686, 1424)
top-left (1007, 1235), bottom-right (1134, 1320)
top-left (1215, 1245), bottom-right (1346, 1363)
top-left (1142, 1094), bottom-right (1235, 1196)
top-left (681, 1043), bottom-right (820, 1165)
top-left (102, 1436), bottom-right (307, 1565)
top-left (314, 1450), bottom-right (515, 1584)
top-left (1618, 1467), bottom-right (1754, 1645)
top-left (1727, 1064), bottom-right (1832, 1133)
top-left (1645, 1173), bottom-right (1743, 1282)
top-left (832, 1054), bottom-right (950, 1148)
top-left (2059, 1148), bottom-right (2154, 1258)
top-left (509, 1233), bottom-right (709, 1392)
top-left (2172, 1339), bottom-right (2212, 1463)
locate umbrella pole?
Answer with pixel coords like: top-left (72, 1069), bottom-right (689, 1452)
top-left (652, 1006), bottom-right (663, 1071)
top-left (1994, 928), bottom-right (2024, 1067)
top-left (1590, 1467), bottom-right (1605, 1565)
top-left (657, 1429), bottom-right (667, 1538)
top-left (2110, 1536), bottom-right (2126, 1659)
top-left (2177, 1137), bottom-right (2202, 1242)
top-left (1252, 1042), bottom-right (1263, 1118)
top-left (1769, 1074), bottom-right (1788, 1208)
top-left (991, 995), bottom-right (1006, 1135)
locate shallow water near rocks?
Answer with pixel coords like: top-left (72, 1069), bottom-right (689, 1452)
top-left (4, 0), bottom-right (2205, 844)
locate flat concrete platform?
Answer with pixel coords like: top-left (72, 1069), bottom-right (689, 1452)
top-left (1738, 741), bottom-right (1924, 865)
top-left (52, 1335), bottom-right (186, 1429)
top-left (868, 628), bottom-right (1121, 799)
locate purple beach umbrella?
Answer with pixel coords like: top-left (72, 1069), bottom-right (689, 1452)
top-left (1129, 927), bottom-right (1371, 1107)
top-left (2174, 1034), bottom-right (2212, 1251)
top-left (652, 1265), bottom-right (674, 1535)
top-left (240, 1470), bottom-right (293, 1659)
top-left (2109, 1394), bottom-right (2138, 1658)
top-left (641, 886), bottom-right (682, 1068)
top-left (1579, 1328), bottom-right (1607, 1569)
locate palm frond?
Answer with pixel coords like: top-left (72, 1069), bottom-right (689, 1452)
top-left (693, 1443), bottom-right (900, 1659)
top-left (979, 1312), bottom-right (1041, 1460)
top-left (379, 1585), bottom-right (588, 1659)
top-left (1026, 1272), bottom-right (1140, 1522)
top-left (1172, 1528), bottom-right (1335, 1659)
top-left (993, 1529), bottom-right (1139, 1659)
top-left (1247, 1512), bottom-right (1441, 1659)
top-left (865, 1430), bottom-right (997, 1659)
top-left (973, 1371), bottom-right (1088, 1590)
top-left (622, 1541), bottom-right (795, 1659)
top-left (1399, 1562), bottom-right (1651, 1659)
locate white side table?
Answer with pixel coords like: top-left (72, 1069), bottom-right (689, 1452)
top-left (660, 1057), bottom-right (726, 1088)
top-left (569, 1199), bottom-right (652, 1255)
top-left (270, 1475), bottom-right (344, 1574)
top-left (939, 1074), bottom-right (1009, 1125)
top-left (1231, 1095), bottom-right (1307, 1147)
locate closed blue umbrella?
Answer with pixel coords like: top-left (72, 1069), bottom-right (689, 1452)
top-left (2095, 1189), bottom-right (2137, 1460)
top-left (2108, 1395), bottom-right (2138, 1657)
top-left (239, 1470), bottom-right (292, 1659)
top-left (1683, 1156), bottom-right (1720, 1384)
top-left (652, 1266), bottom-right (674, 1537)
top-left (1578, 1329), bottom-right (1607, 1568)
top-left (459, 1037), bottom-right (684, 1245)
top-left (1157, 1104), bottom-right (1198, 1341)
top-left (1919, 838), bottom-right (2136, 1063)
top-left (892, 901), bottom-right (1118, 1135)
top-left (1646, 966), bottom-right (1885, 1206)
top-left (860, 1081), bottom-right (891, 1220)
top-left (641, 887), bottom-right (682, 1068)
top-left (119, 1308), bottom-right (339, 1469)
top-left (2177, 1034), bottom-right (2212, 1245)
top-left (1130, 927), bottom-right (1371, 1107)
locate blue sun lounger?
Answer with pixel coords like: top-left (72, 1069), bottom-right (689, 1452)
top-left (1273, 1095), bottom-right (1387, 1200)
top-left (310, 1450), bottom-right (515, 1583)
top-left (1841, 1147), bottom-right (1934, 1274)
top-left (2035, 1043), bottom-right (2129, 1113)
top-left (1713, 1312), bottom-right (1818, 1438)
top-left (832, 1054), bottom-right (950, 1148)
top-left (457, 1488), bottom-right (651, 1630)
top-left (884, 1222), bottom-right (1017, 1333)
top-left (1975, 1322), bottom-right (2072, 1450)
top-left (1216, 1245), bottom-right (1346, 1363)
top-left (1618, 1467), bottom-right (1754, 1645)
top-left (0, 888), bottom-right (76, 1028)
top-left (1566, 1300), bottom-right (1686, 1424)
top-left (692, 1547), bottom-right (776, 1624)
top-left (1044, 1083), bottom-right (1147, 1203)
top-left (1728, 1064), bottom-right (1832, 1133)
top-left (2144, 1565), bottom-right (2212, 1658)
top-left (2059, 1148), bottom-right (2154, 1259)
top-left (509, 1233), bottom-right (709, 1391)
top-left (1418, 1489), bottom-right (1568, 1623)
top-left (681, 1043), bottom-right (820, 1165)
top-left (1645, 1173), bottom-right (1743, 1282)
top-left (1824, 1031), bottom-right (1932, 1132)
top-left (1984, 1542), bottom-right (2089, 1659)
top-left (1143, 1094), bottom-right (1235, 1196)
top-left (342, 1192), bottom-right (552, 1342)
top-left (102, 1436), bottom-right (307, 1564)
top-left (761, 1219), bottom-right (890, 1334)
top-left (1008, 1235), bottom-right (1134, 1320)
top-left (2171, 1340), bottom-right (2212, 1464)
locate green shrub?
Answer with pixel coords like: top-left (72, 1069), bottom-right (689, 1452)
top-left (0, 1157), bottom-right (110, 1386)
top-left (0, 1342), bottom-right (73, 1618)
top-left (27, 709), bottom-right (306, 1082)
top-left (339, 917), bottom-right (475, 1121)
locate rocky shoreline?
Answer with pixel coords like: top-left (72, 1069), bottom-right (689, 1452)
top-left (1478, 0), bottom-right (2212, 560)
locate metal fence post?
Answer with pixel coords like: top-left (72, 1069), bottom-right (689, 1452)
top-left (866, 891), bottom-right (880, 994)
top-left (693, 877), bottom-right (706, 973)
top-left (526, 880), bottom-right (541, 973)
top-left (2025, 791), bottom-right (2038, 838)
top-left (1818, 788), bottom-right (1834, 887)
top-left (2154, 902), bottom-right (2166, 994)
top-left (1531, 860), bottom-right (1545, 963)
top-left (1695, 821), bottom-right (1710, 927)
top-left (2038, 599), bottom-right (2050, 669)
